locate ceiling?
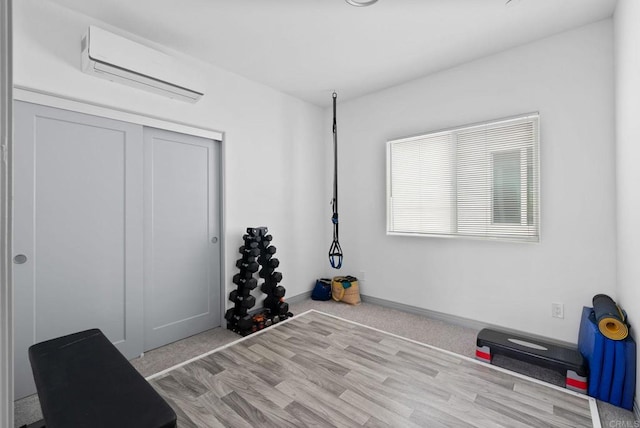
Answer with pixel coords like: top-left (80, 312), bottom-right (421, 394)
top-left (48, 0), bottom-right (617, 106)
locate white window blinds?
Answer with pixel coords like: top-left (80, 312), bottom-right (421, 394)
top-left (387, 114), bottom-right (539, 242)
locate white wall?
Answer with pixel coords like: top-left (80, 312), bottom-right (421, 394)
top-left (614, 0), bottom-right (640, 411)
top-left (334, 20), bottom-right (616, 343)
top-left (13, 0), bottom-right (327, 306)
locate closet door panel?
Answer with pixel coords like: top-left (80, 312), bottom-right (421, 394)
top-left (13, 101), bottom-right (144, 398)
top-left (143, 127), bottom-right (221, 351)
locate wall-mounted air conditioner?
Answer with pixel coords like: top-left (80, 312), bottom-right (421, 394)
top-left (81, 26), bottom-right (204, 103)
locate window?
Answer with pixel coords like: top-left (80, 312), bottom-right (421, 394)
top-left (387, 114), bottom-right (539, 242)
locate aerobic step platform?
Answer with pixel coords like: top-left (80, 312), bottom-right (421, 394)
top-left (476, 328), bottom-right (588, 393)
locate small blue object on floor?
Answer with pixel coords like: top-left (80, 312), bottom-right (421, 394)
top-left (311, 278), bottom-right (332, 301)
top-left (476, 328), bottom-right (588, 394)
top-left (578, 306), bottom-right (636, 410)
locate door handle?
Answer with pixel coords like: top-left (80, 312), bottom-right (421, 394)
top-left (13, 254), bottom-right (27, 264)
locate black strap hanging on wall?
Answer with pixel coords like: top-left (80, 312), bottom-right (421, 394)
top-left (329, 92), bottom-right (343, 269)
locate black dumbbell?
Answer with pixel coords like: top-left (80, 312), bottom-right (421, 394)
top-left (233, 275), bottom-right (257, 288)
top-left (236, 294), bottom-right (256, 309)
top-left (260, 282), bottom-right (274, 294)
top-left (269, 272), bottom-right (283, 283)
top-left (241, 240), bottom-right (259, 249)
top-left (225, 308), bottom-right (235, 321)
top-left (254, 234), bottom-right (272, 243)
top-left (243, 234), bottom-right (261, 243)
top-left (238, 255), bottom-right (256, 264)
top-left (255, 227), bottom-right (268, 237)
top-left (237, 314), bottom-right (253, 330)
top-left (277, 301), bottom-right (289, 315)
top-left (264, 297), bottom-right (287, 315)
top-left (234, 306), bottom-right (248, 316)
top-left (234, 269), bottom-right (254, 280)
top-left (235, 286), bottom-right (253, 297)
top-left (259, 266), bottom-right (275, 278)
top-left (258, 238), bottom-right (272, 246)
top-left (273, 285), bottom-right (286, 298)
top-left (230, 289), bottom-right (254, 302)
top-left (257, 254), bottom-right (272, 265)
top-left (264, 258), bottom-right (279, 269)
top-left (262, 245), bottom-right (277, 255)
top-left (239, 246), bottom-right (260, 257)
top-left (263, 295), bottom-right (277, 309)
top-left (236, 260), bottom-right (259, 273)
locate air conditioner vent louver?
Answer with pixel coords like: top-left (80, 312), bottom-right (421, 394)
top-left (81, 26), bottom-right (203, 103)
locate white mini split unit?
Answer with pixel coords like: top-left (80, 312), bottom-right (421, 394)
top-left (81, 26), bottom-right (204, 103)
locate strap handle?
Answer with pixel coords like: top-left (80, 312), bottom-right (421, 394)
top-left (329, 239), bottom-right (343, 269)
top-left (329, 92), bottom-right (343, 269)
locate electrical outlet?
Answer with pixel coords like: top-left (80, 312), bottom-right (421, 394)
top-left (552, 302), bottom-right (564, 319)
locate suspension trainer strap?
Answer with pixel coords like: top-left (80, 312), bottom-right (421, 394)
top-left (329, 92), bottom-right (343, 269)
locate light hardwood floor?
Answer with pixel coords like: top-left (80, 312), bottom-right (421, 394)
top-left (148, 310), bottom-right (595, 427)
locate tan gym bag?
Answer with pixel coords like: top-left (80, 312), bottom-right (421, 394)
top-left (331, 276), bottom-right (361, 305)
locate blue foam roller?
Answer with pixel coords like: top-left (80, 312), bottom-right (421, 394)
top-left (579, 307), bottom-right (604, 397)
top-left (599, 339), bottom-right (615, 401)
top-left (610, 340), bottom-right (626, 406)
top-left (622, 335), bottom-right (637, 410)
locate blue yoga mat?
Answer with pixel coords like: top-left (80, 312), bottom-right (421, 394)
top-left (599, 339), bottom-right (615, 401)
top-left (610, 340), bottom-right (626, 406)
top-left (578, 306), bottom-right (636, 409)
top-left (579, 307), bottom-right (605, 397)
top-left (622, 335), bottom-right (636, 410)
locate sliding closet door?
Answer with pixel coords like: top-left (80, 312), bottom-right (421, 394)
top-left (143, 127), bottom-right (221, 351)
top-left (13, 101), bottom-right (144, 398)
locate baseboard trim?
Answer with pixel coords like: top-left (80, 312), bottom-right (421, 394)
top-left (359, 294), bottom-right (577, 349)
top-left (634, 400), bottom-right (640, 421)
top-left (286, 290), bottom-right (312, 305)
top-left (360, 294), bottom-right (488, 330)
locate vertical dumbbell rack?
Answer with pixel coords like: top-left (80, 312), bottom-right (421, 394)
top-left (225, 227), bottom-right (292, 336)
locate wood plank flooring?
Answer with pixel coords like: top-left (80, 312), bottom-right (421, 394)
top-left (148, 310), bottom-right (596, 427)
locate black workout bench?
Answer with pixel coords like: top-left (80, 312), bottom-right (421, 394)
top-left (27, 329), bottom-right (176, 428)
top-left (476, 328), bottom-right (588, 393)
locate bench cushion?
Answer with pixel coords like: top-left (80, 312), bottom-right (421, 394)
top-left (29, 329), bottom-right (176, 428)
